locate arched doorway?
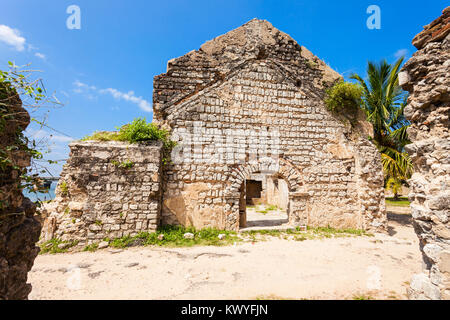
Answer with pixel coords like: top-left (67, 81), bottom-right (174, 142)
top-left (225, 159), bottom-right (308, 231)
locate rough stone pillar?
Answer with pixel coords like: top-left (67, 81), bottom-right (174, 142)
top-left (0, 83), bottom-right (42, 300)
top-left (288, 192), bottom-right (309, 226)
top-left (399, 7), bottom-right (450, 300)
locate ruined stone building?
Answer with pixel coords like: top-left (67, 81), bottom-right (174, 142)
top-left (41, 19), bottom-right (386, 246)
top-left (153, 19), bottom-right (386, 232)
top-left (399, 7), bottom-right (450, 300)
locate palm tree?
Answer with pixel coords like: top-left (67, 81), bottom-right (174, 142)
top-left (386, 177), bottom-right (403, 200)
top-left (350, 58), bottom-right (413, 190)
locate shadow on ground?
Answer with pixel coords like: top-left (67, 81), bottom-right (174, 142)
top-left (246, 218), bottom-right (289, 227)
top-left (386, 211), bottom-right (412, 236)
top-left (387, 212), bottom-right (412, 226)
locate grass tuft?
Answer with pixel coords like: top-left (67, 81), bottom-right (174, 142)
top-left (352, 294), bottom-right (375, 300)
top-left (108, 225), bottom-right (240, 249)
top-left (385, 197), bottom-right (410, 207)
top-left (240, 225), bottom-right (372, 241)
top-left (83, 243), bottom-right (99, 252)
top-left (39, 225), bottom-right (373, 254)
top-left (39, 238), bottom-right (78, 254)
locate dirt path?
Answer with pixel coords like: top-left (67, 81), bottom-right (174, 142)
top-left (29, 209), bottom-right (420, 300)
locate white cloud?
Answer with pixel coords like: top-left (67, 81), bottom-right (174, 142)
top-left (394, 49), bottom-right (409, 59)
top-left (60, 90), bottom-right (70, 97)
top-left (51, 134), bottom-right (74, 143)
top-left (27, 44), bottom-right (37, 51)
top-left (100, 88), bottom-right (152, 112)
top-left (72, 80), bottom-right (152, 112)
top-left (35, 52), bottom-right (46, 60)
top-left (0, 24), bottom-right (26, 51)
top-left (73, 80), bottom-right (97, 91)
top-left (0, 25), bottom-right (48, 62)
top-left (27, 128), bottom-right (74, 143)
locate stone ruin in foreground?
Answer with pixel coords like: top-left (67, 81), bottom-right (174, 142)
top-left (41, 19), bottom-right (387, 247)
top-left (399, 7), bottom-right (450, 300)
top-left (1, 84), bottom-right (41, 299)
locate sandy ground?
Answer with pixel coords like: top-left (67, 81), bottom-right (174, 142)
top-left (242, 205), bottom-right (289, 230)
top-left (28, 207), bottom-right (421, 300)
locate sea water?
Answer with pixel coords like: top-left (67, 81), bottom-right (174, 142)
top-left (23, 180), bottom-right (57, 202)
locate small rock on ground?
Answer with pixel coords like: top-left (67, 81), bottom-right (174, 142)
top-left (183, 233), bottom-right (194, 239)
top-left (125, 262), bottom-right (139, 268)
top-left (108, 249), bottom-right (123, 254)
top-left (98, 241), bottom-right (109, 249)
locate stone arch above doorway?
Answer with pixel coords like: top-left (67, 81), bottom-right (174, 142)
top-left (224, 158), bottom-right (309, 230)
top-left (225, 158), bottom-right (304, 196)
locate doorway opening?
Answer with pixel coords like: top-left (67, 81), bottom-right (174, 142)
top-left (246, 179), bottom-right (263, 205)
top-left (238, 173), bottom-right (289, 230)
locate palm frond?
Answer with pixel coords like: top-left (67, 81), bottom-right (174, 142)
top-left (380, 146), bottom-right (413, 180)
top-left (352, 58), bottom-right (413, 183)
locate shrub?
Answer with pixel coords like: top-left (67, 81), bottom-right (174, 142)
top-left (39, 238), bottom-right (78, 254)
top-left (81, 131), bottom-right (121, 141)
top-left (83, 243), bottom-right (98, 252)
top-left (82, 117), bottom-right (176, 164)
top-left (118, 118), bottom-right (165, 143)
top-left (111, 159), bottom-right (134, 169)
top-left (82, 118), bottom-right (170, 144)
top-left (59, 181), bottom-right (69, 196)
top-left (325, 80), bottom-right (363, 113)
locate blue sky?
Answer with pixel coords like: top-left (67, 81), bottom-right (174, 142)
top-left (0, 0), bottom-right (447, 176)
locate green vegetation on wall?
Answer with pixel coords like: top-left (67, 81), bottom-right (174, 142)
top-left (325, 80), bottom-right (363, 114)
top-left (111, 159), bottom-right (134, 169)
top-left (82, 117), bottom-right (176, 164)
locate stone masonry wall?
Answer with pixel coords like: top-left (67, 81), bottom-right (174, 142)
top-left (155, 19), bottom-right (386, 232)
top-left (0, 83), bottom-right (41, 300)
top-left (40, 141), bottom-right (163, 247)
top-left (399, 7), bottom-right (450, 300)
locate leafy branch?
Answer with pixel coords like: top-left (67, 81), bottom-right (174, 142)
top-left (1, 62), bottom-right (63, 211)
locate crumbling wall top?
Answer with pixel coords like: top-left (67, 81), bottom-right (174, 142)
top-left (412, 7), bottom-right (450, 50)
top-left (153, 18), bottom-right (341, 120)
